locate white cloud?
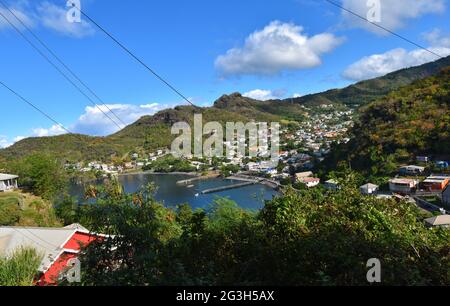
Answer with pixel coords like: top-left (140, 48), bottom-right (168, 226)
top-left (293, 93), bottom-right (302, 98)
top-left (31, 124), bottom-right (66, 137)
top-left (37, 1), bottom-right (94, 38)
top-left (2, 103), bottom-right (165, 148)
top-left (71, 103), bottom-right (164, 136)
top-left (243, 89), bottom-right (285, 101)
top-left (341, 0), bottom-right (446, 34)
top-left (422, 28), bottom-right (450, 48)
top-left (215, 21), bottom-right (344, 77)
top-left (342, 47), bottom-right (450, 81)
top-left (13, 136), bottom-right (26, 142)
top-left (0, 135), bottom-right (12, 149)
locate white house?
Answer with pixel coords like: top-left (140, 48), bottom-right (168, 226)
top-left (360, 183), bottom-right (379, 195)
top-left (298, 177), bottom-right (321, 188)
top-left (389, 178), bottom-right (419, 194)
top-left (0, 173), bottom-right (18, 192)
top-left (399, 165), bottom-right (425, 176)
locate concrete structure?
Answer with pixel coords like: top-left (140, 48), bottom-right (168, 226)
top-left (298, 177), bottom-right (320, 188)
top-left (422, 175), bottom-right (450, 191)
top-left (0, 224), bottom-right (103, 285)
top-left (360, 183), bottom-right (379, 195)
top-left (0, 173), bottom-right (18, 192)
top-left (389, 178), bottom-right (419, 194)
top-left (416, 156), bottom-right (430, 163)
top-left (424, 215), bottom-right (450, 228)
top-left (399, 165), bottom-right (425, 176)
top-left (295, 171), bottom-right (313, 180)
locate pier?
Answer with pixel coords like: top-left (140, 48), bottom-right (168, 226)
top-left (201, 181), bottom-right (261, 194)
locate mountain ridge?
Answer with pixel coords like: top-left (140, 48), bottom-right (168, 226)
top-left (1, 56), bottom-right (449, 162)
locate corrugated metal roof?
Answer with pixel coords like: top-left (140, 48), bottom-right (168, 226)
top-left (0, 227), bottom-right (76, 272)
top-left (0, 173), bottom-right (19, 181)
top-left (425, 215), bottom-right (450, 226)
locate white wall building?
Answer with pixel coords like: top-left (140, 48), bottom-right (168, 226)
top-left (389, 178), bottom-right (419, 194)
top-left (0, 173), bottom-right (19, 192)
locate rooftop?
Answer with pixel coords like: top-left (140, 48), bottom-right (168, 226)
top-left (0, 173), bottom-right (19, 181)
top-left (424, 215), bottom-right (450, 226)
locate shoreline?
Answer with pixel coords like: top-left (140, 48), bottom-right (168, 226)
top-left (119, 170), bottom-right (200, 177)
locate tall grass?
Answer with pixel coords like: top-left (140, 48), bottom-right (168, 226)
top-left (0, 248), bottom-right (42, 286)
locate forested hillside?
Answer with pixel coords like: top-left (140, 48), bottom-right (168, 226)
top-left (324, 67), bottom-right (450, 177)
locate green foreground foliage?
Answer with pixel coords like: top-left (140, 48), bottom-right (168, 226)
top-left (0, 248), bottom-right (42, 286)
top-left (75, 179), bottom-right (449, 286)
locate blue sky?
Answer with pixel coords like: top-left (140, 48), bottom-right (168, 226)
top-left (0, 0), bottom-right (449, 147)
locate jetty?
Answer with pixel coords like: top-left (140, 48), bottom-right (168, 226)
top-left (201, 181), bottom-right (261, 194)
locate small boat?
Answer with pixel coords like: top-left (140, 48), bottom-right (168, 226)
top-left (187, 185), bottom-right (194, 188)
top-left (195, 193), bottom-right (199, 197)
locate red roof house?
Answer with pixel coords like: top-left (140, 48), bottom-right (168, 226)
top-left (0, 224), bottom-right (102, 286)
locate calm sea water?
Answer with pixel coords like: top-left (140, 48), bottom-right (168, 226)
top-left (69, 173), bottom-right (278, 211)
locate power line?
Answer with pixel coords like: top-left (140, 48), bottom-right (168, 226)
top-left (71, 2), bottom-right (198, 108)
top-left (324, 0), bottom-right (444, 60)
top-left (0, 8), bottom-right (124, 131)
top-left (0, 0), bottom-right (127, 128)
top-left (0, 79), bottom-right (109, 159)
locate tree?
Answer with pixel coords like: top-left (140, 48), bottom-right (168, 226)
top-left (10, 153), bottom-right (68, 200)
top-left (76, 177), bottom-right (449, 286)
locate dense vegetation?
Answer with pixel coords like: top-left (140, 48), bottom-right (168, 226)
top-left (0, 153), bottom-right (65, 227)
top-left (0, 192), bottom-right (61, 227)
top-left (69, 177), bottom-right (449, 286)
top-left (0, 248), bottom-right (42, 286)
top-left (323, 67), bottom-right (450, 180)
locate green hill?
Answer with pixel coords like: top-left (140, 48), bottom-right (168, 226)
top-left (324, 67), bottom-right (450, 177)
top-left (285, 55), bottom-right (450, 107)
top-left (0, 95), bottom-right (304, 162)
top-left (1, 56), bottom-right (449, 163)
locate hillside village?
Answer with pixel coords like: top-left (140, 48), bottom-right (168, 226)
top-left (57, 103), bottom-right (450, 218)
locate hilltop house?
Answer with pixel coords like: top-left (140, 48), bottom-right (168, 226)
top-left (298, 177), bottom-right (320, 188)
top-left (422, 175), bottom-right (450, 191)
top-left (295, 171), bottom-right (313, 181)
top-left (360, 183), bottom-right (379, 195)
top-left (0, 173), bottom-right (18, 192)
top-left (416, 156), bottom-right (431, 163)
top-left (0, 224), bottom-right (104, 286)
top-left (389, 178), bottom-right (419, 194)
top-left (399, 165), bottom-right (425, 176)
